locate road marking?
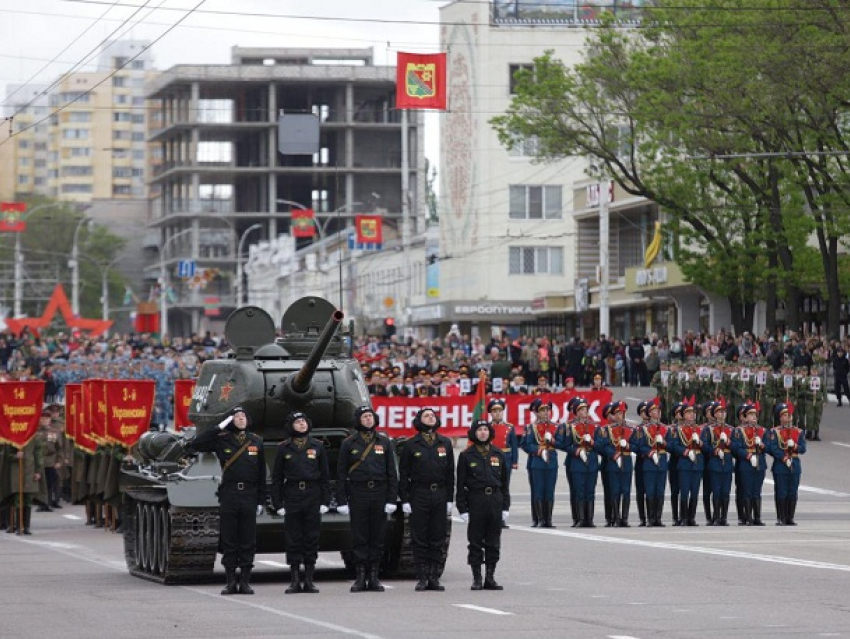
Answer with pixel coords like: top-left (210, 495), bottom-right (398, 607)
top-left (609, 636), bottom-right (641, 639)
top-left (517, 526), bottom-right (850, 572)
top-left (63, 514), bottom-right (81, 520)
top-left (765, 478), bottom-right (850, 498)
top-left (454, 604), bottom-right (514, 616)
top-left (316, 556), bottom-right (345, 568)
top-left (258, 560), bottom-right (288, 568)
top-left (832, 442), bottom-right (850, 449)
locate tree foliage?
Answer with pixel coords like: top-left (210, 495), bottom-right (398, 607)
top-left (491, 0), bottom-right (850, 336)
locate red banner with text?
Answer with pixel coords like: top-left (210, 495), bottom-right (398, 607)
top-left (372, 389), bottom-right (613, 439)
top-left (83, 379), bottom-right (107, 443)
top-left (174, 379), bottom-right (196, 431)
top-left (104, 380), bottom-right (155, 448)
top-left (70, 385), bottom-right (97, 453)
top-left (0, 381), bottom-right (45, 448)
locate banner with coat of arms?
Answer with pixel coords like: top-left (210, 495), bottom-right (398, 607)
top-left (355, 215), bottom-right (383, 245)
top-left (396, 52), bottom-right (447, 110)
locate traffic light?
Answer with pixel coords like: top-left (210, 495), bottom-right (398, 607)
top-left (383, 317), bottom-right (396, 337)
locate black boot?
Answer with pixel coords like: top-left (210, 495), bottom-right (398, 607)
top-left (415, 563), bottom-right (429, 591)
top-left (742, 498), bottom-right (752, 526)
top-left (367, 561), bottom-right (384, 592)
top-left (671, 495), bottom-right (681, 526)
top-left (611, 496), bottom-right (621, 527)
top-left (813, 432), bottom-right (821, 441)
top-left (786, 497), bottom-right (798, 525)
top-left (637, 494), bottom-right (646, 527)
top-left (238, 566), bottom-right (255, 594)
top-left (775, 499), bottom-right (786, 526)
top-left (570, 495), bottom-right (580, 528)
top-left (736, 492), bottom-right (745, 525)
top-left (620, 496), bottom-right (631, 528)
top-left (678, 497), bottom-right (688, 527)
top-left (36, 503), bottom-right (52, 513)
top-left (286, 564), bottom-right (302, 594)
top-left (471, 564), bottom-right (483, 591)
top-left (483, 563), bottom-right (503, 590)
top-left (303, 563), bottom-right (319, 594)
top-left (645, 496), bottom-right (655, 527)
top-left (542, 501), bottom-right (555, 528)
top-left (752, 498), bottom-right (765, 526)
top-left (6, 509), bottom-right (17, 534)
top-left (687, 497), bottom-right (698, 526)
top-left (221, 568), bottom-right (238, 595)
top-left (22, 507), bottom-right (32, 535)
top-left (0, 507), bottom-right (6, 532)
top-left (655, 496), bottom-right (666, 527)
top-left (604, 496), bottom-right (614, 527)
top-left (703, 488), bottom-right (712, 523)
top-left (709, 496), bottom-right (720, 526)
top-left (718, 498), bottom-right (730, 526)
top-left (531, 501), bottom-right (541, 528)
top-left (427, 563), bottom-right (445, 591)
top-left (587, 500), bottom-right (597, 527)
top-left (350, 563), bottom-right (367, 593)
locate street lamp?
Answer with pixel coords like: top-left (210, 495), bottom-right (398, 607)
top-left (99, 256), bottom-right (123, 328)
top-left (159, 228), bottom-right (194, 339)
top-left (236, 223), bottom-right (263, 306)
top-left (70, 216), bottom-right (93, 317)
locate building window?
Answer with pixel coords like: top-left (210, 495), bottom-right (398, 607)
top-left (63, 166), bottom-right (93, 177)
top-left (18, 140), bottom-right (30, 149)
top-left (113, 76), bottom-right (126, 88)
top-left (70, 147), bottom-right (91, 157)
top-left (68, 111), bottom-right (92, 123)
top-left (61, 184), bottom-right (93, 194)
top-left (114, 94), bottom-right (129, 104)
top-left (509, 246), bottom-right (564, 275)
top-left (18, 175), bottom-right (30, 185)
top-left (509, 63), bottom-right (534, 95)
top-left (113, 112), bottom-right (132, 122)
top-left (62, 129), bottom-right (89, 139)
top-left (509, 185), bottom-right (562, 219)
top-left (508, 135), bottom-right (539, 158)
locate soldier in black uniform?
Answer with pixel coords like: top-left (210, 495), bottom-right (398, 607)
top-left (398, 407), bottom-right (455, 592)
top-left (185, 406), bottom-right (266, 595)
top-left (271, 412), bottom-right (331, 594)
top-left (336, 406), bottom-right (399, 593)
top-left (457, 419), bottom-right (510, 591)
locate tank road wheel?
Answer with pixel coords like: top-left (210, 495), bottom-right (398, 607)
top-left (150, 505), bottom-right (161, 575)
top-left (144, 505), bottom-right (155, 573)
top-left (137, 502), bottom-right (148, 571)
top-left (157, 506), bottom-right (170, 576)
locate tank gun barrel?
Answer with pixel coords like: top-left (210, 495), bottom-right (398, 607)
top-left (290, 309), bottom-right (344, 394)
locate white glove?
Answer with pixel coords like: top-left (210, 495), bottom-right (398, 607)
top-left (691, 432), bottom-right (700, 443)
top-left (785, 458), bottom-right (793, 468)
top-left (720, 432), bottom-right (728, 443)
top-left (544, 431), bottom-right (553, 442)
top-left (755, 436), bottom-right (762, 446)
top-left (583, 434), bottom-right (591, 443)
top-left (384, 503), bottom-right (397, 514)
top-left (619, 438), bottom-right (628, 448)
top-left (688, 450), bottom-right (696, 462)
top-left (256, 505), bottom-right (264, 517)
top-left (541, 449), bottom-right (549, 463)
top-left (750, 455), bottom-right (759, 468)
top-left (651, 452), bottom-right (659, 465)
top-left (319, 505), bottom-right (329, 515)
top-left (276, 507), bottom-right (286, 517)
top-left (786, 438), bottom-right (795, 448)
top-left (655, 434), bottom-right (664, 445)
top-left (218, 415), bottom-right (233, 430)
top-left (337, 505), bottom-right (350, 515)
top-left (402, 502), bottom-right (412, 515)
top-left (447, 502), bottom-right (454, 515)
top-left (460, 512), bottom-right (469, 523)
top-left (502, 511), bottom-right (509, 522)
top-left (616, 456), bottom-right (623, 469)
top-left (718, 450), bottom-right (725, 460)
top-left (579, 449), bottom-right (588, 463)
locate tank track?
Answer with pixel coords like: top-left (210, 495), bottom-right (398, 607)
top-left (123, 488), bottom-right (220, 585)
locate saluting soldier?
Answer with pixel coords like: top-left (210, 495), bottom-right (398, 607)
top-left (487, 399), bottom-right (518, 528)
top-left (456, 419), bottom-right (510, 591)
top-left (521, 398), bottom-right (559, 528)
top-left (730, 403), bottom-right (767, 526)
top-left (184, 406), bottom-right (266, 595)
top-left (702, 400), bottom-right (734, 526)
top-left (399, 407), bottom-right (455, 592)
top-left (557, 397), bottom-right (599, 528)
top-left (766, 402), bottom-right (806, 526)
top-left (634, 398), bottom-right (668, 527)
top-left (669, 401), bottom-right (704, 526)
top-left (596, 401), bottom-right (633, 527)
top-left (271, 412), bottom-right (331, 595)
top-left (336, 406), bottom-right (399, 593)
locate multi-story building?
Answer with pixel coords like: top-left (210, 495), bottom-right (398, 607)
top-left (430, 0), bottom-right (731, 343)
top-left (0, 83), bottom-right (50, 199)
top-left (145, 47), bottom-right (426, 336)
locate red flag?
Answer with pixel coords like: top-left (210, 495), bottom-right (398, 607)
top-left (291, 209), bottom-right (316, 238)
top-left (355, 215), bottom-right (383, 244)
top-left (471, 372), bottom-right (488, 422)
top-left (104, 380), bottom-right (155, 447)
top-left (174, 379), bottom-right (196, 431)
top-left (396, 52), bottom-right (447, 110)
top-left (0, 201), bottom-right (27, 233)
top-left (71, 385), bottom-right (97, 454)
top-left (83, 379), bottom-right (108, 443)
top-left (0, 381), bottom-right (45, 448)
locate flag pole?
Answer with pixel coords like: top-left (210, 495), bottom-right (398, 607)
top-left (17, 449), bottom-right (24, 536)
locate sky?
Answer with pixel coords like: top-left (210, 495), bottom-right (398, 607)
top-left (0, 0), bottom-right (445, 157)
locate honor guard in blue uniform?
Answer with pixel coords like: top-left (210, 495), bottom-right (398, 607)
top-left (634, 398), bottom-right (669, 526)
top-left (730, 403), bottom-right (767, 526)
top-left (633, 402), bottom-right (651, 526)
top-left (398, 407), bottom-right (455, 592)
top-left (271, 412), bottom-right (331, 594)
top-left (667, 402), bottom-right (684, 525)
top-left (596, 402), bottom-right (634, 527)
top-left (487, 399), bottom-right (517, 529)
top-left (554, 397), bottom-right (581, 527)
top-left (456, 419), bottom-right (510, 591)
top-left (557, 397), bottom-right (599, 527)
top-left (521, 398), bottom-right (559, 528)
top-left (766, 402), bottom-right (806, 526)
top-left (702, 401), bottom-right (734, 526)
top-left (185, 406), bottom-right (267, 595)
top-left (669, 401), bottom-right (705, 526)
top-left (700, 401), bottom-right (715, 523)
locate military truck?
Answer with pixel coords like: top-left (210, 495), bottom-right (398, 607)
top-left (120, 297), bottom-right (450, 584)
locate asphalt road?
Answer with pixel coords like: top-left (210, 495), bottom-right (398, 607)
top-left (3, 386), bottom-right (850, 638)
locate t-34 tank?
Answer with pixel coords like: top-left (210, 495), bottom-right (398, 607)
top-left (120, 296), bottom-right (447, 584)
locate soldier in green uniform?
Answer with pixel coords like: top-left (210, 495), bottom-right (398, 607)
top-left (7, 434), bottom-right (45, 535)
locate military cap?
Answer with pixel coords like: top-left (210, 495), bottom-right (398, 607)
top-left (487, 398), bottom-right (506, 411)
top-left (529, 398), bottom-right (552, 413)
